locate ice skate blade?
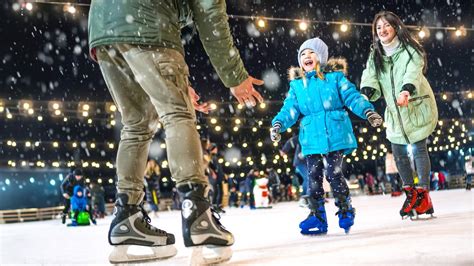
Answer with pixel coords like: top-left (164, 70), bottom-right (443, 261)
top-left (300, 230), bottom-right (327, 236)
top-left (410, 214), bottom-right (437, 221)
top-left (189, 245), bottom-right (232, 266)
top-left (108, 244), bottom-right (177, 264)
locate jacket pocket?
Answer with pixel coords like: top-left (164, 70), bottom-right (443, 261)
top-left (299, 119), bottom-right (312, 146)
top-left (328, 111), bottom-right (347, 141)
top-left (407, 95), bottom-right (431, 127)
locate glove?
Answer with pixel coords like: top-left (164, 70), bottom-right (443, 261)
top-left (366, 110), bottom-right (383, 127)
top-left (396, 91), bottom-right (410, 107)
top-left (270, 123), bottom-right (282, 142)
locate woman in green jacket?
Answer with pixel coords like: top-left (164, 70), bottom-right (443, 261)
top-left (360, 11), bottom-right (438, 220)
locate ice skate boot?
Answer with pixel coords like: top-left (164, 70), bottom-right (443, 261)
top-left (412, 188), bottom-right (435, 220)
top-left (399, 186), bottom-right (418, 219)
top-left (178, 183), bottom-right (234, 266)
top-left (299, 198), bottom-right (327, 235)
top-left (335, 196), bottom-right (355, 234)
top-left (67, 220), bottom-right (78, 227)
top-left (108, 193), bottom-right (177, 263)
top-left (391, 191), bottom-right (402, 197)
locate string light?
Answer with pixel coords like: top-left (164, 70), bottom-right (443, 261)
top-left (298, 21), bottom-right (308, 31)
top-left (340, 21), bottom-right (349, 32)
top-left (418, 27), bottom-right (430, 39)
top-left (454, 26), bottom-right (467, 37)
top-left (64, 4), bottom-right (76, 14)
top-left (256, 17), bottom-right (266, 29)
top-left (25, 2), bottom-right (33, 11)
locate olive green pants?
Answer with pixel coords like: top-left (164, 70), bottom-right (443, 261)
top-left (97, 44), bottom-right (207, 204)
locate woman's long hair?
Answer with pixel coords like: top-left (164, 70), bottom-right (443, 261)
top-left (145, 159), bottom-right (160, 177)
top-left (371, 11), bottom-right (427, 76)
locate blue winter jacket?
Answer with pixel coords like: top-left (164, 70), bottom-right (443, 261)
top-left (272, 59), bottom-right (374, 156)
top-left (71, 185), bottom-right (87, 212)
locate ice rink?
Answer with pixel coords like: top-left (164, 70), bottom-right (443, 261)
top-left (1, 189), bottom-right (473, 265)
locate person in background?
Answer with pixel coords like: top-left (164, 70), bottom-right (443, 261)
top-left (280, 134), bottom-right (309, 207)
top-left (365, 172), bottom-right (376, 195)
top-left (240, 169), bottom-right (257, 209)
top-left (357, 174), bottom-right (366, 194)
top-left (144, 159), bottom-right (161, 217)
top-left (437, 171), bottom-right (446, 190)
top-left (266, 167), bottom-right (281, 204)
top-left (90, 180), bottom-right (106, 218)
top-left (376, 166), bottom-right (386, 194)
top-left (386, 151), bottom-right (402, 196)
top-left (70, 185), bottom-right (96, 226)
top-left (208, 143), bottom-right (225, 213)
top-left (465, 156), bottom-right (473, 190)
top-left (60, 168), bottom-right (85, 224)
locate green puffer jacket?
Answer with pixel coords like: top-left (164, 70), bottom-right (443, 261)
top-left (88, 0), bottom-right (248, 88)
top-left (360, 45), bottom-right (438, 145)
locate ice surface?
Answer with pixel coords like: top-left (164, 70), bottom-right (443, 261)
top-left (1, 189), bottom-right (473, 265)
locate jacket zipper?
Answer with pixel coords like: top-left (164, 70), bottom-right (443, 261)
top-left (389, 58), bottom-right (410, 144)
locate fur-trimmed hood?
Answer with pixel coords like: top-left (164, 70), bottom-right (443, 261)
top-left (288, 57), bottom-right (348, 81)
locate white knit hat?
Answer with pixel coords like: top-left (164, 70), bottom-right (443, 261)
top-left (297, 37), bottom-right (329, 67)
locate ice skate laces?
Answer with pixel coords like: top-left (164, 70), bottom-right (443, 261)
top-left (335, 203), bottom-right (353, 218)
top-left (402, 189), bottom-right (416, 210)
top-left (309, 210), bottom-right (325, 222)
top-left (138, 203), bottom-right (167, 234)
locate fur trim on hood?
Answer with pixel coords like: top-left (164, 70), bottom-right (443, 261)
top-left (288, 57), bottom-right (348, 81)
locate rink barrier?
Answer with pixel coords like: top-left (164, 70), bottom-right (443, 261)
top-left (0, 203), bottom-right (115, 224)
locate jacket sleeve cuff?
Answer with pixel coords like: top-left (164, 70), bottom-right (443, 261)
top-left (360, 86), bottom-right (376, 99)
top-left (273, 122), bottom-right (282, 128)
top-left (402, 83), bottom-right (416, 96)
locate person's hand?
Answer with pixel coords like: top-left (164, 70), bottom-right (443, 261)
top-left (270, 124), bottom-right (282, 143)
top-left (188, 86), bottom-right (211, 114)
top-left (63, 193), bottom-right (70, 199)
top-left (366, 110), bottom-right (383, 127)
top-left (230, 76), bottom-right (264, 108)
top-left (396, 91), bottom-right (410, 107)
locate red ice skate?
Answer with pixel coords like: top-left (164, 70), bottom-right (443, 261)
top-left (411, 188), bottom-right (435, 220)
top-left (391, 191), bottom-right (402, 197)
top-left (399, 186), bottom-right (418, 219)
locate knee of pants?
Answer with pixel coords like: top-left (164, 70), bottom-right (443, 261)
top-left (121, 113), bottom-right (160, 139)
top-left (160, 111), bottom-right (196, 130)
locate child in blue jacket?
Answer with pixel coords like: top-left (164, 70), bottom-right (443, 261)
top-left (270, 37), bottom-right (383, 234)
top-left (70, 185), bottom-right (96, 226)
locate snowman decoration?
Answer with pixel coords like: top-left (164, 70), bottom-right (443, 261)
top-left (254, 177), bottom-right (271, 208)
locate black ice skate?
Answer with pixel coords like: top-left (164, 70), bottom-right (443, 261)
top-left (108, 193), bottom-right (177, 263)
top-left (178, 183), bottom-right (234, 265)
